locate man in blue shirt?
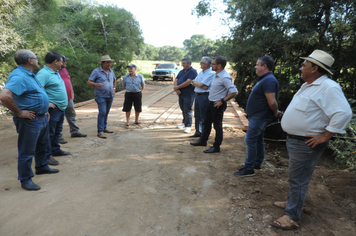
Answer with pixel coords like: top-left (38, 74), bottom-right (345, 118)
top-left (173, 57), bottom-right (198, 133)
top-left (122, 64), bottom-right (145, 128)
top-left (235, 55), bottom-right (281, 177)
top-left (0, 49), bottom-right (59, 191)
top-left (87, 55), bottom-right (117, 139)
top-left (191, 56), bottom-right (215, 138)
top-left (37, 51), bottom-right (71, 166)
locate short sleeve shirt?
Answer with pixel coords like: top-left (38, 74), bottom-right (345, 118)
top-left (36, 65), bottom-right (68, 111)
top-left (59, 68), bottom-right (73, 99)
top-left (122, 73), bottom-right (145, 92)
top-left (88, 67), bottom-right (116, 98)
top-left (208, 69), bottom-right (238, 102)
top-left (4, 66), bottom-right (49, 114)
top-left (177, 67), bottom-right (198, 96)
top-left (245, 72), bottom-right (279, 119)
top-left (194, 68), bottom-right (215, 93)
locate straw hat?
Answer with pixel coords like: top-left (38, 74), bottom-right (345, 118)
top-left (98, 55), bottom-right (115, 64)
top-left (300, 50), bottom-right (334, 75)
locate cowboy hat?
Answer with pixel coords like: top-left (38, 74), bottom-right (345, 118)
top-left (98, 55), bottom-right (115, 64)
top-left (300, 50), bottom-right (334, 75)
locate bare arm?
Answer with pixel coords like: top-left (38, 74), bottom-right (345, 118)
top-left (305, 131), bottom-right (335, 148)
top-left (0, 89), bottom-right (35, 119)
top-left (174, 79), bottom-right (192, 91)
top-left (192, 81), bottom-right (209, 90)
top-left (214, 92), bottom-right (238, 108)
top-left (265, 92), bottom-right (282, 117)
top-left (87, 79), bottom-right (104, 88)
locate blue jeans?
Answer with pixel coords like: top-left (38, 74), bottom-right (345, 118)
top-left (201, 102), bottom-right (227, 148)
top-left (13, 115), bottom-right (50, 183)
top-left (48, 108), bottom-right (65, 157)
top-left (95, 96), bottom-right (113, 133)
top-left (285, 137), bottom-right (328, 222)
top-left (194, 93), bottom-right (209, 135)
top-left (244, 116), bottom-right (273, 170)
top-left (178, 94), bottom-right (195, 127)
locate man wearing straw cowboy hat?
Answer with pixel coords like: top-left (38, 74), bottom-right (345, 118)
top-left (87, 55), bottom-right (117, 139)
top-left (271, 50), bottom-right (352, 230)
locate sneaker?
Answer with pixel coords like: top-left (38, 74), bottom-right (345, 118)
top-left (184, 127), bottom-right (191, 133)
top-left (177, 123), bottom-right (185, 129)
top-left (234, 167), bottom-right (255, 177)
top-left (46, 156), bottom-right (59, 166)
top-left (242, 165), bottom-right (262, 170)
top-left (58, 136), bottom-right (68, 144)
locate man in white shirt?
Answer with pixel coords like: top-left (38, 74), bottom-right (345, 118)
top-left (271, 50), bottom-right (352, 230)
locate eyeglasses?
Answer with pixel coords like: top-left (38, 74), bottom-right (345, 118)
top-left (211, 63), bottom-right (217, 65)
top-left (30, 57), bottom-right (38, 61)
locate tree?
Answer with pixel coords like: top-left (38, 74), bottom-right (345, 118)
top-left (156, 46), bottom-right (184, 62)
top-left (183, 34), bottom-right (218, 61)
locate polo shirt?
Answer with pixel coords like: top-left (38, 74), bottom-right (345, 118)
top-left (208, 69), bottom-right (238, 102)
top-left (37, 65), bottom-right (68, 111)
top-left (88, 67), bottom-right (116, 98)
top-left (122, 73), bottom-right (145, 92)
top-left (59, 67), bottom-right (73, 99)
top-left (245, 72), bottom-right (279, 119)
top-left (177, 67), bottom-right (197, 96)
top-left (4, 66), bottom-right (49, 114)
top-left (194, 68), bottom-right (215, 93)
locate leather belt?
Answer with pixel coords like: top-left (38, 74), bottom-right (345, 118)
top-left (195, 92), bottom-right (209, 95)
top-left (287, 134), bottom-right (311, 141)
top-left (36, 113), bottom-right (45, 116)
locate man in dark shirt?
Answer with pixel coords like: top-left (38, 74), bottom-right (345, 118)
top-left (173, 57), bottom-right (197, 134)
top-left (235, 55), bottom-right (281, 177)
top-left (0, 49), bottom-right (59, 191)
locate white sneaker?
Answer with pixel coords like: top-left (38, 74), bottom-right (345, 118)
top-left (177, 123), bottom-right (185, 129)
top-left (184, 127), bottom-right (191, 133)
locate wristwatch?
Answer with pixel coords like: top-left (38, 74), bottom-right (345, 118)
top-left (221, 98), bottom-right (225, 104)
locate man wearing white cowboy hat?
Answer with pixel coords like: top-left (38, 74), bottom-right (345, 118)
top-left (87, 55), bottom-right (117, 139)
top-left (271, 50), bottom-right (352, 230)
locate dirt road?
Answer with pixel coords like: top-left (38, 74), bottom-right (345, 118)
top-left (0, 83), bottom-right (355, 236)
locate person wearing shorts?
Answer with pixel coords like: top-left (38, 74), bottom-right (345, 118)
top-left (122, 64), bottom-right (145, 128)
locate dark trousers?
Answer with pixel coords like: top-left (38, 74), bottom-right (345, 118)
top-left (13, 114), bottom-right (50, 183)
top-left (194, 93), bottom-right (209, 135)
top-left (47, 108), bottom-right (65, 157)
top-left (201, 102), bottom-right (227, 148)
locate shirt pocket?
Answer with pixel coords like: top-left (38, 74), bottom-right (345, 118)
top-left (295, 95), bottom-right (310, 112)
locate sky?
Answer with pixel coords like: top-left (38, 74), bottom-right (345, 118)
top-left (103, 0), bottom-right (231, 48)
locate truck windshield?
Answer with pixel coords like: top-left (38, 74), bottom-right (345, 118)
top-left (157, 64), bottom-right (174, 69)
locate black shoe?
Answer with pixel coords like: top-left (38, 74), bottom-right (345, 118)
top-left (71, 132), bottom-right (87, 138)
top-left (21, 181), bottom-right (41, 191)
top-left (36, 168), bottom-right (60, 175)
top-left (234, 167), bottom-right (255, 177)
top-left (241, 165), bottom-right (262, 170)
top-left (46, 156), bottom-right (59, 165)
top-left (203, 146), bottom-right (220, 153)
top-left (53, 151), bottom-right (71, 156)
top-left (189, 133), bottom-right (201, 138)
top-left (190, 140), bottom-right (207, 146)
top-left (58, 137), bottom-right (68, 144)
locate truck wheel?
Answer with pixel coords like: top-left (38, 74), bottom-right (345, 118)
top-left (171, 74), bottom-right (175, 81)
top-left (153, 76), bottom-right (158, 81)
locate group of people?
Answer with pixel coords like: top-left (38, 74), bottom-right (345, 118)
top-left (0, 50), bottom-right (144, 191)
top-left (174, 51), bottom-right (352, 230)
top-left (0, 49), bottom-right (353, 230)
